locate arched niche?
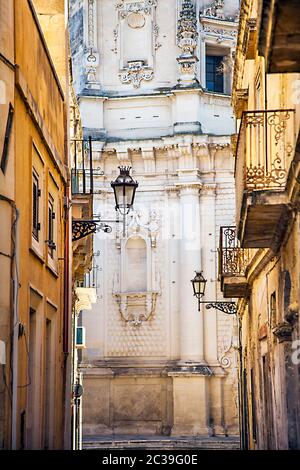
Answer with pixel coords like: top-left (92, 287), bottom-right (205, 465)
top-left (125, 236), bottom-right (147, 292)
top-left (113, 228), bottom-right (160, 327)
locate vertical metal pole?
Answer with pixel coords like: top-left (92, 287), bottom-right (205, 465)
top-left (11, 208), bottom-right (20, 449)
top-left (122, 184), bottom-right (126, 237)
top-left (74, 141), bottom-right (77, 173)
top-left (89, 136), bottom-right (93, 194)
top-left (123, 214), bottom-right (126, 238)
top-left (82, 140), bottom-right (86, 194)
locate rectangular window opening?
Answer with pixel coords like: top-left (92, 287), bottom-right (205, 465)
top-left (1, 103), bottom-right (14, 174)
top-left (205, 55), bottom-right (224, 93)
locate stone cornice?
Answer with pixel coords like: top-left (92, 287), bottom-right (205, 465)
top-left (175, 182), bottom-right (203, 195)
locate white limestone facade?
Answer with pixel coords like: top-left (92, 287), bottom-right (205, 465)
top-left (70, 0), bottom-right (240, 437)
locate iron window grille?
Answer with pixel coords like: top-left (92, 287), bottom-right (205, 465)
top-left (32, 170), bottom-right (41, 241)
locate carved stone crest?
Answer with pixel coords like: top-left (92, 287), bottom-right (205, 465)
top-left (119, 61), bottom-right (154, 88)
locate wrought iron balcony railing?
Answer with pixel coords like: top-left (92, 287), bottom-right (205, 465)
top-left (71, 138), bottom-right (104, 195)
top-left (219, 226), bottom-right (253, 279)
top-left (235, 109), bottom-right (296, 211)
top-left (236, 109), bottom-right (296, 190)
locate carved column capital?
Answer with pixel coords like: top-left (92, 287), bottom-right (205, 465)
top-left (176, 182), bottom-right (203, 196)
top-left (200, 184), bottom-right (217, 197)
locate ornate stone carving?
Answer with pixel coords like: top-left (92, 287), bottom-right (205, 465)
top-left (273, 322), bottom-right (293, 342)
top-left (285, 302), bottom-right (299, 325)
top-left (85, 0), bottom-right (100, 87)
top-left (127, 11), bottom-right (146, 28)
top-left (116, 0), bottom-right (157, 18)
top-left (202, 26), bottom-right (237, 39)
top-left (177, 0), bottom-right (198, 54)
top-left (113, 291), bottom-right (159, 327)
top-left (153, 24), bottom-right (162, 50)
top-left (219, 354), bottom-right (231, 368)
top-left (119, 60), bottom-right (154, 88)
top-left (200, 0), bottom-right (225, 19)
top-left (115, 1), bottom-right (159, 88)
top-left (200, 0), bottom-right (238, 21)
top-left (74, 287), bottom-right (97, 314)
top-left (128, 209), bottom-right (160, 247)
top-left (111, 27), bottom-right (119, 54)
top-left (176, 0), bottom-right (198, 85)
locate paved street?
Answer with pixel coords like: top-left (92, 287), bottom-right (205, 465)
top-left (83, 435), bottom-right (240, 450)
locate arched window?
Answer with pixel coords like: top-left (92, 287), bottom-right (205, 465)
top-left (125, 237), bottom-right (147, 292)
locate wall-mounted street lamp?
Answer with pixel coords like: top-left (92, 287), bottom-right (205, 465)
top-left (111, 166), bottom-right (139, 216)
top-left (111, 166), bottom-right (138, 237)
top-left (191, 271), bottom-right (237, 315)
top-left (72, 166), bottom-right (138, 241)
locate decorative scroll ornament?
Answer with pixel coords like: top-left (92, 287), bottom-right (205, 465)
top-left (242, 110), bottom-right (293, 190)
top-left (72, 220), bottom-right (97, 242)
top-left (220, 226), bottom-right (253, 277)
top-left (119, 60), bottom-right (154, 88)
top-left (114, 291), bottom-right (159, 327)
top-left (218, 319), bottom-right (238, 370)
top-left (116, 0), bottom-right (157, 17)
top-left (72, 220), bottom-right (112, 242)
top-left (219, 354), bottom-right (231, 368)
top-left (206, 302), bottom-right (237, 315)
top-left (176, 0), bottom-right (198, 84)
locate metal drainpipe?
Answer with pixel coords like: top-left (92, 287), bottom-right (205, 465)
top-left (11, 207), bottom-right (20, 450)
top-left (63, 185), bottom-right (72, 449)
top-left (238, 316), bottom-right (244, 450)
top-left (0, 194), bottom-right (19, 450)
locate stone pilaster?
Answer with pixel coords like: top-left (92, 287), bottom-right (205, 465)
top-left (170, 372), bottom-right (210, 435)
top-left (177, 183), bottom-right (204, 364)
top-left (200, 184), bottom-right (219, 365)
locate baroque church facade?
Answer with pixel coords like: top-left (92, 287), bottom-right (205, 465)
top-left (70, 0), bottom-right (240, 437)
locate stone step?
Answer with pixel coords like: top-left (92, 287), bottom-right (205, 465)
top-left (83, 435), bottom-right (240, 450)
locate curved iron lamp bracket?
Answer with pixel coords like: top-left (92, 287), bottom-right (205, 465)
top-left (205, 301), bottom-right (237, 315)
top-left (72, 219), bottom-right (115, 242)
top-left (198, 300), bottom-right (237, 315)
